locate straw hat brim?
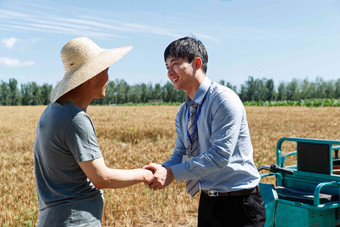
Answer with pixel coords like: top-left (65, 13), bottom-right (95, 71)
top-left (50, 46), bottom-right (132, 103)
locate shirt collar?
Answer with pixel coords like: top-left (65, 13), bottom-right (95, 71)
top-left (185, 77), bottom-right (212, 105)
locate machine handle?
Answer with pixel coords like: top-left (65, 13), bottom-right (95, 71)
top-left (258, 164), bottom-right (294, 175)
top-left (270, 164), bottom-right (294, 175)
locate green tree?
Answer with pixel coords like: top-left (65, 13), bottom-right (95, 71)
top-left (140, 83), bottom-right (147, 103)
top-left (162, 81), bottom-right (176, 102)
top-left (265, 79), bottom-right (275, 101)
top-left (152, 83), bottom-right (162, 100)
top-left (21, 82), bottom-right (41, 105)
top-left (239, 84), bottom-right (247, 101)
top-left (277, 82), bottom-right (287, 100)
top-left (226, 81), bottom-right (238, 93)
top-left (335, 79), bottom-right (340, 98)
top-left (145, 83), bottom-right (153, 102)
top-left (8, 78), bottom-right (21, 105)
top-left (176, 90), bottom-right (186, 102)
top-left (301, 79), bottom-right (319, 99)
top-left (245, 77), bottom-right (270, 101)
top-left (115, 79), bottom-right (129, 104)
top-left (315, 77), bottom-right (327, 98)
top-left (40, 83), bottom-right (52, 105)
top-left (286, 79), bottom-right (299, 100)
top-left (0, 81), bottom-right (10, 105)
top-left (219, 80), bottom-right (225, 86)
top-left (130, 84), bottom-right (142, 103)
top-left (326, 80), bottom-right (335, 98)
top-left (245, 76), bottom-right (256, 101)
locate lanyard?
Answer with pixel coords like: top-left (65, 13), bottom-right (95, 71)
top-left (186, 84), bottom-right (211, 145)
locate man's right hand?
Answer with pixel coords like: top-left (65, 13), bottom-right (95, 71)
top-left (143, 163), bottom-right (174, 190)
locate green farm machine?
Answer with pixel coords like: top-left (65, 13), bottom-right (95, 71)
top-left (258, 137), bottom-right (340, 226)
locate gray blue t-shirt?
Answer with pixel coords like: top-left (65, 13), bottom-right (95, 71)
top-left (34, 101), bottom-right (103, 226)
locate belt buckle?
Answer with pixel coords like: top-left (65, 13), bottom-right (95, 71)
top-left (208, 190), bottom-right (218, 197)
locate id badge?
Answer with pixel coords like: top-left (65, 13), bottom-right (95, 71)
top-left (182, 155), bottom-right (192, 162)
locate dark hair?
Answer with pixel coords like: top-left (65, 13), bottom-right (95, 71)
top-left (164, 36), bottom-right (208, 73)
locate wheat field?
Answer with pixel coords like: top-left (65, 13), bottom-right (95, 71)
top-left (1, 105), bottom-right (340, 226)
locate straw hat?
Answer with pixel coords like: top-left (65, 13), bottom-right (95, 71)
top-left (50, 37), bottom-right (132, 103)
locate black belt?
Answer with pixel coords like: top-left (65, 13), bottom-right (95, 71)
top-left (202, 185), bottom-right (259, 197)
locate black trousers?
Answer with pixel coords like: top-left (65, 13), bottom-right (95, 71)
top-left (198, 189), bottom-right (266, 227)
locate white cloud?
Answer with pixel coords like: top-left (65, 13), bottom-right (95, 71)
top-left (0, 57), bottom-right (35, 67)
top-left (0, 8), bottom-right (182, 40)
top-left (0, 5), bottom-right (220, 43)
top-left (2, 37), bottom-right (20, 49)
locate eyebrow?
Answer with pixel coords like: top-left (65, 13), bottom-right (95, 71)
top-left (165, 58), bottom-right (178, 67)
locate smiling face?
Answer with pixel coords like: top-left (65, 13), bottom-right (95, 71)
top-left (166, 56), bottom-right (205, 99)
top-left (166, 56), bottom-right (196, 92)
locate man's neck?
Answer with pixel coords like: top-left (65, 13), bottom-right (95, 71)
top-left (57, 88), bottom-right (92, 110)
top-left (186, 74), bottom-right (206, 100)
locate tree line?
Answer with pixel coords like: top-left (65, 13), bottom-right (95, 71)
top-left (1, 76), bottom-right (340, 105)
top-left (0, 78), bottom-right (186, 105)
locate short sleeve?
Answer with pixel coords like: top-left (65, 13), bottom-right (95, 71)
top-left (65, 112), bottom-right (102, 163)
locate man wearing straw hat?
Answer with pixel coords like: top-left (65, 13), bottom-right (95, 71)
top-left (34, 37), bottom-right (153, 226)
top-left (145, 37), bottom-right (266, 226)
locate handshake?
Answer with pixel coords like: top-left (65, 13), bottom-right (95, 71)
top-left (141, 163), bottom-right (174, 190)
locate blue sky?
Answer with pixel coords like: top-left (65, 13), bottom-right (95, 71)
top-left (1, 0), bottom-right (340, 90)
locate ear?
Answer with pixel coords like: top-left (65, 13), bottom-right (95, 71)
top-left (193, 57), bottom-right (202, 70)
